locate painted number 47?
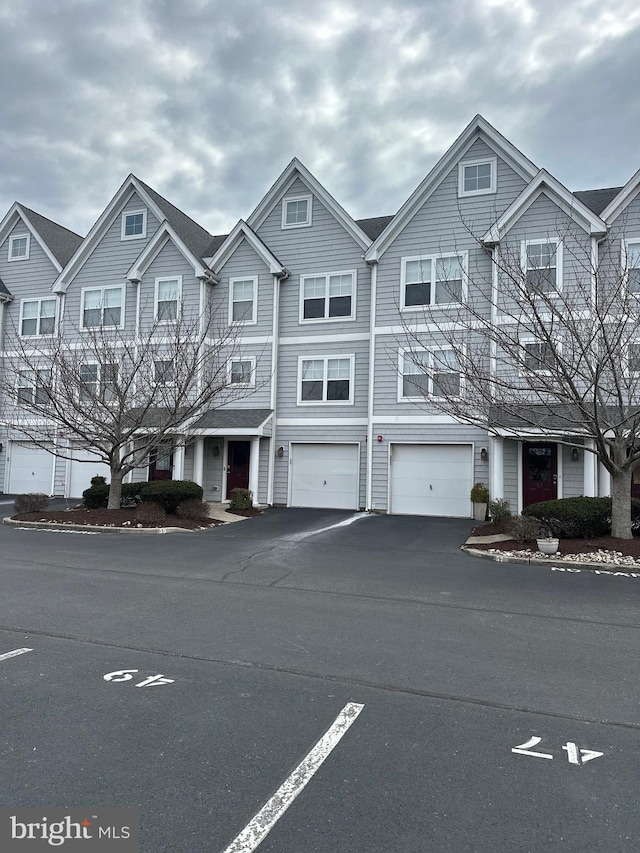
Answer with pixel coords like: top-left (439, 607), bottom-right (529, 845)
top-left (512, 736), bottom-right (603, 765)
top-left (104, 669), bottom-right (174, 687)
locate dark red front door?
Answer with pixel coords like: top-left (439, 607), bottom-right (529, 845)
top-left (523, 442), bottom-right (557, 507)
top-left (226, 441), bottom-right (250, 495)
top-left (149, 444), bottom-right (173, 481)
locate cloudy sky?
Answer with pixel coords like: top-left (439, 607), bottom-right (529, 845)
top-left (1, 0), bottom-right (639, 239)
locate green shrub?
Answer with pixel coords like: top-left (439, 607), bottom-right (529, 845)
top-left (90, 474), bottom-right (107, 487)
top-left (229, 488), bottom-right (253, 510)
top-left (14, 493), bottom-right (49, 513)
top-left (470, 482), bottom-right (489, 503)
top-left (140, 480), bottom-right (203, 513)
top-left (521, 496), bottom-right (640, 538)
top-left (508, 515), bottom-right (541, 542)
top-left (176, 499), bottom-right (211, 520)
top-left (488, 498), bottom-right (512, 521)
top-left (82, 482), bottom-right (144, 509)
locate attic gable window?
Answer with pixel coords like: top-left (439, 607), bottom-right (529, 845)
top-left (458, 157), bottom-right (497, 198)
top-left (9, 234), bottom-right (30, 261)
top-left (282, 194), bottom-right (312, 229)
top-left (121, 209), bottom-right (147, 241)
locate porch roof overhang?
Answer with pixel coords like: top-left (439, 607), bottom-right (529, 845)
top-left (488, 404), bottom-right (640, 439)
top-left (188, 408), bottom-right (273, 436)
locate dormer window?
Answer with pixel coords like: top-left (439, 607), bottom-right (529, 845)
top-left (458, 157), bottom-right (497, 198)
top-left (121, 209), bottom-right (147, 240)
top-left (282, 194), bottom-right (312, 229)
top-left (9, 234), bottom-right (30, 261)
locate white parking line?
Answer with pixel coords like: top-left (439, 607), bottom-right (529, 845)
top-left (0, 648), bottom-right (33, 662)
top-left (285, 512), bottom-right (372, 542)
top-left (222, 702), bottom-right (364, 853)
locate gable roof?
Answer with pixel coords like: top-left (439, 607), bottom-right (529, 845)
top-left (0, 276), bottom-right (12, 299)
top-left (364, 115), bottom-right (539, 263)
top-left (356, 215), bottom-right (394, 241)
top-left (573, 187), bottom-right (623, 216)
top-left (209, 220), bottom-right (287, 277)
top-left (0, 202), bottom-right (83, 274)
top-left (483, 169), bottom-right (607, 245)
top-left (247, 157), bottom-right (372, 250)
top-left (126, 221), bottom-right (218, 283)
top-left (599, 169), bottom-right (640, 224)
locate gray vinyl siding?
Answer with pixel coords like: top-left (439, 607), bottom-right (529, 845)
top-left (276, 339), bottom-right (369, 417)
top-left (255, 176), bottom-right (371, 338)
top-left (258, 437), bottom-right (270, 504)
top-left (183, 443), bottom-right (194, 481)
top-left (0, 430), bottom-right (6, 491)
top-left (61, 193), bottom-right (160, 339)
top-left (503, 439), bottom-right (519, 512)
top-left (137, 238), bottom-right (203, 329)
top-left (562, 443), bottom-right (584, 498)
top-left (370, 424), bottom-right (488, 512)
top-left (203, 437), bottom-right (224, 501)
top-left (599, 192), bottom-right (640, 290)
top-left (272, 426), bottom-right (366, 507)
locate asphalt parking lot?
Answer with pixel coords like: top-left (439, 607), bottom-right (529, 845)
top-left (1, 505), bottom-right (639, 851)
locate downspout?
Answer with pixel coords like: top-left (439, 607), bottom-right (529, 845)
top-left (366, 261), bottom-right (377, 511)
top-left (267, 270), bottom-right (285, 506)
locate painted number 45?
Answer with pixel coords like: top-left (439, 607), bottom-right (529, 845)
top-left (512, 736), bottom-right (603, 765)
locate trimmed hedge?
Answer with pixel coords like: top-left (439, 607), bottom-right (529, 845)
top-left (139, 480), bottom-right (203, 513)
top-left (229, 487), bottom-right (253, 511)
top-left (82, 482), bottom-right (144, 509)
top-left (522, 496), bottom-right (640, 538)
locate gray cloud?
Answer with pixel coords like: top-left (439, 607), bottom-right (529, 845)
top-left (0, 0), bottom-right (638, 238)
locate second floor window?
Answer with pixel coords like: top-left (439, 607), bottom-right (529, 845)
top-left (21, 298), bottom-right (56, 336)
top-left (17, 369), bottom-right (49, 405)
top-left (299, 356), bottom-right (353, 403)
top-left (79, 362), bottom-right (117, 403)
top-left (155, 277), bottom-right (180, 322)
top-left (625, 242), bottom-right (640, 294)
top-left (154, 360), bottom-right (175, 385)
top-left (229, 358), bottom-right (255, 387)
top-left (524, 241), bottom-right (561, 294)
top-left (523, 341), bottom-right (554, 373)
top-left (82, 287), bottom-right (123, 329)
top-left (301, 271), bottom-right (355, 321)
top-left (628, 344), bottom-right (640, 374)
top-left (401, 349), bottom-right (461, 399)
top-left (402, 254), bottom-right (465, 309)
top-left (230, 278), bottom-right (257, 324)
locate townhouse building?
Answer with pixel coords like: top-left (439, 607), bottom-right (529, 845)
top-left (1, 114), bottom-right (639, 516)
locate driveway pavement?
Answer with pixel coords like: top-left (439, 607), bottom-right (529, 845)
top-left (0, 505), bottom-right (638, 851)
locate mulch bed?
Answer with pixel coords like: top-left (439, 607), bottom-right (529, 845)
top-left (471, 521), bottom-right (640, 559)
top-left (226, 507), bottom-right (263, 517)
top-left (12, 507), bottom-right (222, 530)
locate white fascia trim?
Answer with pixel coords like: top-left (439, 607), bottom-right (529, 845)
top-left (126, 222), bottom-right (211, 281)
top-left (53, 176), bottom-right (165, 293)
top-left (210, 220), bottom-right (286, 276)
top-left (493, 426), bottom-right (587, 439)
top-left (375, 320), bottom-right (479, 336)
top-left (278, 417), bottom-right (368, 426)
top-left (600, 168), bottom-right (640, 224)
top-left (280, 331), bottom-right (369, 346)
top-left (372, 415), bottom-right (463, 424)
top-left (0, 204), bottom-right (63, 273)
top-left (205, 335), bottom-right (273, 346)
top-left (483, 171), bottom-right (607, 244)
top-left (364, 115), bottom-right (538, 262)
top-left (189, 425), bottom-right (269, 437)
top-left (246, 158), bottom-right (371, 250)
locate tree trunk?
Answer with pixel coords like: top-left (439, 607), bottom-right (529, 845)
top-left (610, 466), bottom-right (632, 539)
top-left (108, 469), bottom-right (123, 510)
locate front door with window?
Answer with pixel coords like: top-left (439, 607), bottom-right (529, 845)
top-left (523, 442), bottom-right (557, 507)
top-left (226, 441), bottom-right (250, 496)
top-left (149, 444), bottom-right (173, 481)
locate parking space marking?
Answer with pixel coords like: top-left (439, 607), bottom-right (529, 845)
top-left (222, 701), bottom-right (364, 853)
top-left (0, 648), bottom-right (33, 662)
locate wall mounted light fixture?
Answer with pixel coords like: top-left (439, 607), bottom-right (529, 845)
top-left (480, 447), bottom-right (489, 462)
top-left (571, 447), bottom-right (580, 462)
top-left (277, 446), bottom-right (284, 458)
top-left (213, 444), bottom-right (220, 457)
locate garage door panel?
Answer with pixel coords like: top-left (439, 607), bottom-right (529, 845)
top-left (391, 444), bottom-right (472, 517)
top-left (291, 443), bottom-right (359, 510)
top-left (69, 450), bottom-right (111, 498)
top-left (8, 443), bottom-right (54, 495)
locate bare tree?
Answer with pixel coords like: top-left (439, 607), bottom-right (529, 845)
top-left (399, 217), bottom-right (640, 538)
top-left (0, 295), bottom-right (250, 509)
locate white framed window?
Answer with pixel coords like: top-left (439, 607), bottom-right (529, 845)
top-left (20, 298), bottom-right (56, 337)
top-left (229, 277), bottom-right (257, 325)
top-left (282, 194), bottom-right (312, 229)
top-left (81, 286), bottom-right (124, 329)
top-left (623, 240), bottom-right (640, 294)
top-left (522, 239), bottom-right (563, 294)
top-left (298, 355), bottom-right (354, 405)
top-left (16, 369), bottom-right (50, 406)
top-left (401, 252), bottom-right (467, 311)
top-left (79, 362), bottom-right (118, 403)
top-left (300, 270), bottom-right (356, 322)
top-left (8, 234), bottom-right (30, 261)
top-left (121, 209), bottom-right (147, 240)
top-left (228, 357), bottom-right (256, 387)
top-left (521, 339), bottom-right (555, 374)
top-left (155, 276), bottom-right (181, 322)
top-left (398, 347), bottom-right (461, 400)
top-left (458, 157), bottom-right (497, 198)
top-left (154, 359), bottom-right (175, 385)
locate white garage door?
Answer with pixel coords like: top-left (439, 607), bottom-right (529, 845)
top-left (8, 442), bottom-right (54, 495)
top-left (290, 443), bottom-right (359, 510)
top-left (68, 449), bottom-right (111, 498)
top-left (390, 443), bottom-right (473, 517)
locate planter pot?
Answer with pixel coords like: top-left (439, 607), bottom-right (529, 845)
top-left (537, 538), bottom-right (559, 555)
top-left (473, 502), bottom-right (488, 521)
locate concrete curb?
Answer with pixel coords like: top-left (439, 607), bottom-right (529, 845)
top-left (461, 544), bottom-right (640, 573)
top-left (2, 517), bottom-right (206, 534)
